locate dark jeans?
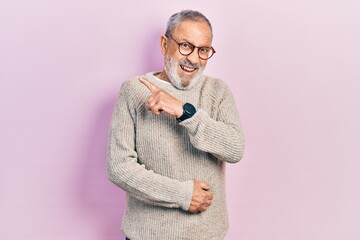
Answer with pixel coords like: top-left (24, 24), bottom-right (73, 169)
top-left (126, 237), bottom-right (130, 240)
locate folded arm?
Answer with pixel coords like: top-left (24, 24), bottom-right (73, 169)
top-left (180, 85), bottom-right (245, 163)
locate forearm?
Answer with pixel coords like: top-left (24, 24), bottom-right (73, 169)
top-left (107, 147), bottom-right (193, 210)
top-left (179, 109), bottom-right (245, 163)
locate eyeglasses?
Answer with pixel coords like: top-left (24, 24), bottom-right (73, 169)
top-left (167, 35), bottom-right (216, 60)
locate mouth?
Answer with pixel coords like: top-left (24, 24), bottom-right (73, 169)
top-left (180, 64), bottom-right (197, 73)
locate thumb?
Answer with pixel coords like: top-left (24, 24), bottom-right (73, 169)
top-left (199, 181), bottom-right (211, 190)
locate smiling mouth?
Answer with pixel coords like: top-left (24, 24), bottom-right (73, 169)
top-left (180, 65), bottom-right (197, 72)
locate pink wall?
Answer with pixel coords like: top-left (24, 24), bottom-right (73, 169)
top-left (1, 1), bottom-right (359, 239)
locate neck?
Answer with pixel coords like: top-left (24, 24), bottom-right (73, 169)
top-left (155, 71), bottom-right (171, 83)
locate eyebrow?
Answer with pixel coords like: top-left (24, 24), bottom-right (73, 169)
top-left (181, 38), bottom-right (212, 48)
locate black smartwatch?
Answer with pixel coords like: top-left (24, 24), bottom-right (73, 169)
top-left (177, 103), bottom-right (196, 122)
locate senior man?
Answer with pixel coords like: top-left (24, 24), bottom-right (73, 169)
top-left (107, 10), bottom-right (245, 240)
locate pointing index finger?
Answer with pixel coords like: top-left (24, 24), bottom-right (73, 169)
top-left (139, 76), bottom-right (158, 92)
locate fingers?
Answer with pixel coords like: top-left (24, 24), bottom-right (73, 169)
top-left (141, 78), bottom-right (163, 115)
top-left (188, 199), bottom-right (212, 213)
top-left (199, 181), bottom-right (211, 190)
top-left (139, 77), bottom-right (184, 117)
top-left (139, 76), bottom-right (158, 92)
top-left (202, 188), bottom-right (213, 201)
top-left (189, 179), bottom-right (213, 214)
top-left (147, 95), bottom-right (165, 115)
top-left (196, 205), bottom-right (209, 213)
top-left (208, 192), bottom-right (213, 200)
top-left (195, 179), bottom-right (211, 191)
top-left (148, 102), bottom-right (163, 115)
top-left (147, 91), bottom-right (163, 109)
top-left (139, 77), bottom-right (165, 114)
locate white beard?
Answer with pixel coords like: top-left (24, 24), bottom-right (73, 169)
top-left (164, 56), bottom-right (204, 90)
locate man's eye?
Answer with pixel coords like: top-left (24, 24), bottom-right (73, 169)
top-left (200, 47), bottom-right (210, 53)
top-left (181, 43), bottom-right (191, 49)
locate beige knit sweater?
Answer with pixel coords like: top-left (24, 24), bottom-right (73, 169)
top-left (107, 72), bottom-right (245, 240)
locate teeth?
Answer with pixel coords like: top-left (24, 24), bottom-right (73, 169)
top-left (181, 65), bottom-right (196, 72)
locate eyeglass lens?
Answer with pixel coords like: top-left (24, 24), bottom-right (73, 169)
top-left (168, 36), bottom-right (215, 60)
top-left (178, 42), bottom-right (214, 60)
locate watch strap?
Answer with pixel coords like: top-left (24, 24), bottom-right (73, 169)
top-left (177, 103), bottom-right (196, 122)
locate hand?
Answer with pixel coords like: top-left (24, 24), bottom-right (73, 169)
top-left (139, 77), bottom-right (184, 118)
top-left (188, 179), bottom-right (213, 213)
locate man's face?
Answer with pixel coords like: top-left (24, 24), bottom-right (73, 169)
top-left (162, 20), bottom-right (212, 90)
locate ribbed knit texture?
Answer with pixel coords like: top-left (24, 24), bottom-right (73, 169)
top-left (107, 72), bottom-right (245, 240)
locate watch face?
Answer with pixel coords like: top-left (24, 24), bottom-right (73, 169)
top-left (184, 103), bottom-right (196, 115)
top-left (177, 103), bottom-right (196, 122)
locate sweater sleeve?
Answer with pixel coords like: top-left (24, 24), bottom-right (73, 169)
top-left (107, 81), bottom-right (194, 211)
top-left (179, 84), bottom-right (245, 163)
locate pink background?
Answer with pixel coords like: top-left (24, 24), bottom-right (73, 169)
top-left (1, 1), bottom-right (359, 239)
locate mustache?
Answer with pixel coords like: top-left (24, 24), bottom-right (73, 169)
top-left (179, 59), bottom-right (199, 69)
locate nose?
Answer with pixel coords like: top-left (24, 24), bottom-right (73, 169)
top-left (186, 48), bottom-right (200, 65)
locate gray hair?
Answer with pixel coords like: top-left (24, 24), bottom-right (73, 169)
top-left (165, 10), bottom-right (213, 38)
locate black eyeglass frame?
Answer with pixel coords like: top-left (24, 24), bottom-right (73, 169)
top-left (166, 35), bottom-right (216, 60)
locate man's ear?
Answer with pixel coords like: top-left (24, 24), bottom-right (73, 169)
top-left (160, 35), bottom-right (168, 55)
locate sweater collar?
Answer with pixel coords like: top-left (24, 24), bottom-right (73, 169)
top-left (145, 72), bottom-right (204, 92)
